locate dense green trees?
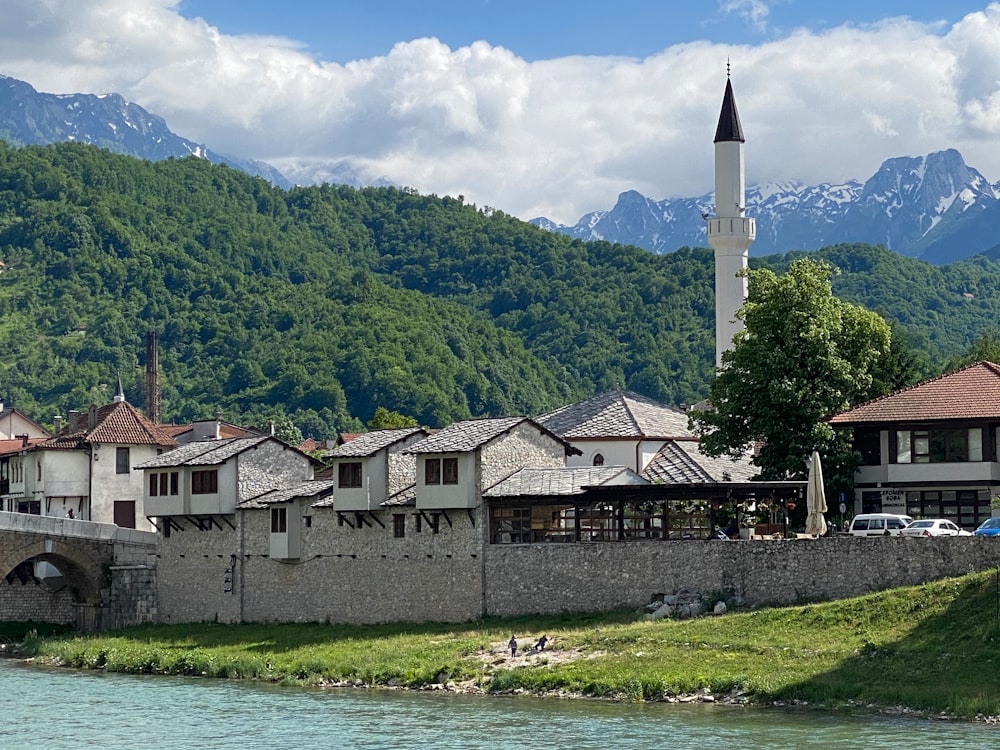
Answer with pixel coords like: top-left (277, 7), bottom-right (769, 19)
top-left (0, 141), bottom-right (996, 439)
top-left (690, 259), bottom-right (891, 489)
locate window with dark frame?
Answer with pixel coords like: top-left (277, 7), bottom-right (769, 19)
top-left (442, 457), bottom-right (458, 484)
top-left (338, 461), bottom-right (363, 488)
top-left (150, 471), bottom-right (179, 497)
top-left (192, 469), bottom-right (218, 494)
top-left (425, 458), bottom-right (441, 485)
top-left (270, 507), bottom-right (287, 533)
top-left (393, 514), bottom-right (406, 538)
top-left (116, 447), bottom-right (130, 474)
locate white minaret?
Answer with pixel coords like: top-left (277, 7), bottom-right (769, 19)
top-left (706, 70), bottom-right (755, 368)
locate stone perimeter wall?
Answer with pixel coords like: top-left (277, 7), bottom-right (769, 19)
top-left (485, 537), bottom-right (1000, 616)
top-left (157, 505), bottom-right (487, 625)
top-left (157, 525), bottom-right (1000, 625)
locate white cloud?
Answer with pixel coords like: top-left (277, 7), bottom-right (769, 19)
top-left (719, 0), bottom-right (773, 33)
top-left (2, 1), bottom-right (1000, 224)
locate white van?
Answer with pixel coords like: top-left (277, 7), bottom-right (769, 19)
top-left (848, 513), bottom-right (913, 537)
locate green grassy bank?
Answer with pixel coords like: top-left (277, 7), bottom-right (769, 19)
top-left (16, 570), bottom-right (1000, 718)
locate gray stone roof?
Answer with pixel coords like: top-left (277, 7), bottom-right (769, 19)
top-left (642, 441), bottom-right (757, 484)
top-left (135, 436), bottom-right (271, 469)
top-left (484, 465), bottom-right (649, 498)
top-left (405, 417), bottom-right (534, 454)
top-left (323, 427), bottom-right (427, 458)
top-left (537, 390), bottom-right (692, 440)
top-left (239, 479), bottom-right (335, 509)
top-left (381, 484), bottom-right (416, 507)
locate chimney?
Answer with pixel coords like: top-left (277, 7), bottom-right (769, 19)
top-left (17, 433), bottom-right (28, 448)
top-left (145, 331), bottom-right (161, 424)
top-left (88, 405), bottom-right (97, 430)
top-left (53, 415), bottom-right (63, 433)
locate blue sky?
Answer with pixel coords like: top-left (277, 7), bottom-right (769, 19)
top-left (3, 1), bottom-right (1000, 223)
top-left (177, 1), bottom-right (986, 63)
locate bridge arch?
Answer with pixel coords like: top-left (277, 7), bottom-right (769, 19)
top-left (0, 540), bottom-right (107, 628)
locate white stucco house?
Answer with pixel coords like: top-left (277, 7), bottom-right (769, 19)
top-left (2, 396), bottom-right (177, 529)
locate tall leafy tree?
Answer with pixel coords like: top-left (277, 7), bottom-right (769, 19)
top-left (691, 259), bottom-right (891, 487)
top-left (366, 406), bottom-right (419, 430)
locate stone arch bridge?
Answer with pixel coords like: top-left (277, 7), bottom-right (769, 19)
top-left (0, 511), bottom-right (158, 631)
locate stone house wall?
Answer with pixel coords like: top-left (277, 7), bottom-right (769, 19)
top-left (479, 424), bottom-right (566, 490)
top-left (236, 441), bottom-right (313, 501)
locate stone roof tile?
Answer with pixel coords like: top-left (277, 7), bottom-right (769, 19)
top-left (135, 436), bottom-right (271, 469)
top-left (324, 427), bottom-right (427, 458)
top-left (405, 417), bottom-right (534, 454)
top-left (484, 465), bottom-right (648, 498)
top-left (537, 390), bottom-right (692, 439)
top-left (642, 441), bottom-right (757, 484)
top-left (239, 479), bottom-right (335, 509)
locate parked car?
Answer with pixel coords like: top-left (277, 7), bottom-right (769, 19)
top-left (973, 517), bottom-right (1000, 537)
top-left (847, 513), bottom-right (913, 537)
top-left (900, 519), bottom-right (972, 537)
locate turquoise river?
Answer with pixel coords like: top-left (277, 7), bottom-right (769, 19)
top-left (3, 659), bottom-right (995, 748)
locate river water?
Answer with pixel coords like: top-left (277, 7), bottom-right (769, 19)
top-left (3, 659), bottom-right (994, 749)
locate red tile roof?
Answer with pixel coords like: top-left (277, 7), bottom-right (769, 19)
top-left (828, 361), bottom-right (1000, 425)
top-left (0, 437), bottom-right (46, 456)
top-left (40, 401), bottom-right (178, 449)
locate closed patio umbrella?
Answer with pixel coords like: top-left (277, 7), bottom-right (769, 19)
top-left (805, 450), bottom-right (828, 536)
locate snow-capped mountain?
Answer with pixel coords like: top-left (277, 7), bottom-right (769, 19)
top-left (532, 149), bottom-right (1000, 265)
top-left (0, 74), bottom-right (290, 188)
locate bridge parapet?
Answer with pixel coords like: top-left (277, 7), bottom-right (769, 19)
top-left (0, 511), bottom-right (157, 546)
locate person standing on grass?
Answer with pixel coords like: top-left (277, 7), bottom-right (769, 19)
top-left (508, 635), bottom-right (517, 658)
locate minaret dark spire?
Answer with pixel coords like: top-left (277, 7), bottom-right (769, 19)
top-left (714, 76), bottom-right (745, 143)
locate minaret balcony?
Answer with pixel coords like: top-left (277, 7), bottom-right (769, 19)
top-left (706, 216), bottom-right (756, 243)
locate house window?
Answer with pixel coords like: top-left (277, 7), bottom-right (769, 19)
top-left (491, 506), bottom-right (532, 544)
top-left (853, 429), bottom-right (881, 466)
top-left (271, 507), bottom-right (287, 533)
top-left (425, 457), bottom-right (458, 485)
top-left (116, 447), bottom-right (130, 474)
top-left (425, 458), bottom-right (441, 485)
top-left (338, 461), bottom-right (363, 488)
top-left (442, 457), bottom-right (458, 485)
top-left (192, 470), bottom-right (218, 494)
top-left (151, 471), bottom-right (179, 496)
top-left (896, 428), bottom-right (983, 463)
top-left (393, 514), bottom-right (406, 538)
top-left (593, 453), bottom-right (605, 466)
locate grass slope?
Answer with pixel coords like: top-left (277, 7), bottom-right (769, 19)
top-left (19, 570), bottom-right (1000, 718)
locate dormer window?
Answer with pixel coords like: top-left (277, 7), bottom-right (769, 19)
top-left (338, 462), bottom-right (362, 488)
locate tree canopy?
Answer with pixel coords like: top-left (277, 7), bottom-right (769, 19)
top-left (691, 259), bottom-right (891, 486)
top-left (0, 141), bottom-right (996, 439)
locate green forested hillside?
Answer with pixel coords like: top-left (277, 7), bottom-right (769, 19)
top-left (0, 141), bottom-right (996, 437)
